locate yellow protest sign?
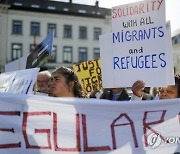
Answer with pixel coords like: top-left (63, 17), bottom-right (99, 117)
top-left (73, 59), bottom-right (102, 93)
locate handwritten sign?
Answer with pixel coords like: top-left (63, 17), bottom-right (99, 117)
top-left (0, 68), bottom-right (39, 94)
top-left (73, 59), bottom-right (102, 93)
top-left (100, 0), bottom-right (174, 88)
top-left (0, 95), bottom-right (179, 154)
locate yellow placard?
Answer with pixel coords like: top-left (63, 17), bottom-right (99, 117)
top-left (73, 59), bottom-right (102, 93)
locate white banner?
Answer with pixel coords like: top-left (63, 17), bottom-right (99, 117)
top-left (0, 68), bottom-right (39, 94)
top-left (0, 94), bottom-right (179, 154)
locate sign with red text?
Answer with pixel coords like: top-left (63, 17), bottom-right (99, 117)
top-left (100, 0), bottom-right (174, 88)
top-left (73, 59), bottom-right (102, 93)
top-left (0, 68), bottom-right (39, 94)
top-left (0, 94), bottom-right (180, 154)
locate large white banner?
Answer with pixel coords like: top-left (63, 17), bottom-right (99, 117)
top-left (0, 94), bottom-right (179, 154)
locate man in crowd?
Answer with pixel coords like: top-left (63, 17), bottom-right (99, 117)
top-left (36, 70), bottom-right (51, 94)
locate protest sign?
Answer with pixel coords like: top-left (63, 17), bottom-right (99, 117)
top-left (26, 31), bottom-right (54, 69)
top-left (73, 59), bottom-right (102, 93)
top-left (0, 94), bottom-right (180, 154)
top-left (100, 0), bottom-right (174, 88)
top-left (100, 21), bottom-right (174, 88)
top-left (99, 33), bottom-right (114, 88)
top-left (0, 68), bottom-right (39, 94)
top-left (5, 55), bottom-right (27, 72)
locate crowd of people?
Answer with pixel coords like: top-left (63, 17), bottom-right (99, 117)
top-left (35, 66), bottom-right (180, 101)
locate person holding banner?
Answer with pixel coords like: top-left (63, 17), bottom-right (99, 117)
top-left (48, 66), bottom-right (85, 98)
top-left (132, 75), bottom-right (180, 100)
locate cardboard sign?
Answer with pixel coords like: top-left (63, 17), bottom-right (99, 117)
top-left (26, 32), bottom-right (54, 69)
top-left (73, 59), bottom-right (102, 93)
top-left (100, 0), bottom-right (174, 88)
top-left (0, 68), bottom-right (39, 94)
top-left (0, 94), bottom-right (180, 154)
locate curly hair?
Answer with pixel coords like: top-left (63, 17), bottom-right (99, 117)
top-left (52, 66), bottom-right (85, 98)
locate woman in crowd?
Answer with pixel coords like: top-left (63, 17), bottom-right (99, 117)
top-left (132, 75), bottom-right (180, 100)
top-left (48, 66), bottom-right (85, 98)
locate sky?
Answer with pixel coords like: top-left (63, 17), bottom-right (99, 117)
top-left (57, 0), bottom-right (180, 33)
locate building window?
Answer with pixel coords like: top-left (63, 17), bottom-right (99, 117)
top-left (31, 4), bottom-right (40, 8)
top-left (48, 45), bottom-right (57, 62)
top-left (78, 10), bottom-right (86, 13)
top-left (48, 6), bottom-right (56, 10)
top-left (79, 47), bottom-right (87, 62)
top-left (48, 23), bottom-right (56, 37)
top-left (63, 46), bottom-right (72, 63)
top-left (79, 26), bottom-right (87, 39)
top-left (30, 44), bottom-right (36, 53)
top-left (14, 3), bottom-right (22, 6)
top-left (174, 38), bottom-right (178, 44)
top-left (63, 8), bottom-right (69, 11)
top-left (11, 43), bottom-right (22, 61)
top-left (31, 22), bottom-right (40, 36)
top-left (64, 25), bottom-right (72, 38)
top-left (94, 27), bottom-right (101, 40)
top-left (93, 48), bottom-right (100, 59)
top-left (172, 35), bottom-right (180, 45)
top-left (12, 20), bottom-right (22, 35)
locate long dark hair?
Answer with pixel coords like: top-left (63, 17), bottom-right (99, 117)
top-left (52, 66), bottom-right (85, 98)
